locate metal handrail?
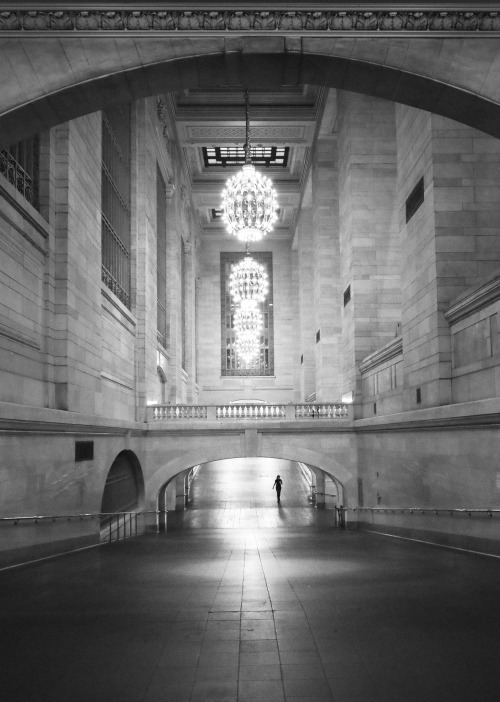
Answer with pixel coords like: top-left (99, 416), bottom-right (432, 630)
top-left (349, 507), bottom-right (500, 517)
top-left (0, 510), bottom-right (166, 524)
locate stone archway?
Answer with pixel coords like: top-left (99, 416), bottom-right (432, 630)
top-left (147, 444), bottom-right (354, 516)
top-left (2, 31), bottom-right (500, 146)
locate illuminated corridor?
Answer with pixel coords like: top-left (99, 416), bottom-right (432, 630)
top-left (168, 458), bottom-right (337, 530)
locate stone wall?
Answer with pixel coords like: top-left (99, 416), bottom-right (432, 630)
top-left (355, 408), bottom-right (500, 553)
top-left (446, 269), bottom-right (500, 402)
top-left (338, 92), bottom-right (401, 410)
top-left (396, 105), bottom-right (500, 409)
top-left (0, 176), bottom-right (49, 407)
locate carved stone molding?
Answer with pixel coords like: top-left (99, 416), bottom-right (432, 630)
top-left (0, 10), bottom-right (500, 34)
top-left (156, 99), bottom-right (172, 156)
top-left (186, 125), bottom-right (307, 143)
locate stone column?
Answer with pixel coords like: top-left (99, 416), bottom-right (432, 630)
top-left (313, 469), bottom-right (326, 509)
top-left (337, 92), bottom-right (400, 414)
top-left (175, 473), bottom-right (187, 511)
top-left (296, 205), bottom-right (316, 400)
top-left (311, 132), bottom-right (342, 400)
top-left (53, 115), bottom-right (103, 414)
top-left (132, 100), bottom-right (158, 420)
top-left (183, 239), bottom-right (197, 403)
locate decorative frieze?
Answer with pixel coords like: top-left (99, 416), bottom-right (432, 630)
top-left (0, 10), bottom-right (499, 34)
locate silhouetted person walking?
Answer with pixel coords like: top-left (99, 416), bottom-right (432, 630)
top-left (273, 475), bottom-right (283, 504)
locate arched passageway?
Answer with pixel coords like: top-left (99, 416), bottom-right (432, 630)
top-left (160, 457), bottom-right (342, 531)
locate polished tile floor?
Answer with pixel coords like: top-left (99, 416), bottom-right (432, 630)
top-left (1, 459), bottom-right (500, 701)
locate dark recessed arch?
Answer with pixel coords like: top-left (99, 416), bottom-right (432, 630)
top-left (100, 449), bottom-right (145, 516)
top-left (2, 50), bottom-right (500, 147)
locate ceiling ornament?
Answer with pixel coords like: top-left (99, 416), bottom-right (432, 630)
top-left (0, 11), bottom-right (498, 34)
top-left (221, 91), bottom-right (278, 243)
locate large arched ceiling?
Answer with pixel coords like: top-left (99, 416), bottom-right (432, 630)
top-left (1, 7), bottom-right (500, 240)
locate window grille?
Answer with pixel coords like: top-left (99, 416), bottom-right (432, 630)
top-left (156, 165), bottom-right (168, 348)
top-left (0, 135), bottom-right (39, 208)
top-left (203, 146), bottom-right (288, 168)
top-left (221, 251), bottom-right (274, 376)
top-left (101, 107), bottom-right (131, 308)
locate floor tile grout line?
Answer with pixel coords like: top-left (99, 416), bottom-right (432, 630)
top-left (253, 527), bottom-right (286, 701)
top-left (188, 537), bottom-right (237, 702)
top-left (260, 526), bottom-right (336, 701)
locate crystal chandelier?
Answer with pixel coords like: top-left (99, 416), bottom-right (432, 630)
top-left (234, 306), bottom-right (263, 336)
top-left (235, 330), bottom-right (261, 365)
top-left (221, 91), bottom-right (279, 243)
top-left (229, 252), bottom-right (268, 308)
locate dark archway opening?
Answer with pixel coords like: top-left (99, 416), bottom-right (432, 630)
top-left (100, 451), bottom-right (145, 538)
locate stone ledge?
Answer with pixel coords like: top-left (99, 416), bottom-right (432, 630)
top-left (359, 336), bottom-right (402, 374)
top-left (0, 400), bottom-right (142, 433)
top-left (445, 268), bottom-right (500, 325)
top-left (146, 419), bottom-right (354, 435)
top-left (354, 395), bottom-right (500, 431)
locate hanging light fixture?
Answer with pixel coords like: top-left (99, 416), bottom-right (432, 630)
top-left (221, 91), bottom-right (279, 243)
top-left (234, 306), bottom-right (263, 336)
top-left (235, 330), bottom-right (261, 366)
top-left (229, 251), bottom-right (268, 309)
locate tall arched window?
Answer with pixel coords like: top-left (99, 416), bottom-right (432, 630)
top-left (101, 106), bottom-right (131, 308)
top-left (221, 251), bottom-right (274, 376)
top-left (156, 164), bottom-right (168, 348)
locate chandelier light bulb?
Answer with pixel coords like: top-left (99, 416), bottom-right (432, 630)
top-left (229, 255), bottom-right (268, 306)
top-left (234, 306), bottom-right (263, 336)
top-left (235, 329), bottom-right (261, 365)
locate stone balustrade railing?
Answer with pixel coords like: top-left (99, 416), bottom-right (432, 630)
top-left (294, 403), bottom-right (349, 419)
top-left (216, 404), bottom-right (286, 419)
top-left (150, 405), bottom-right (208, 420)
top-left (148, 403), bottom-right (349, 422)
